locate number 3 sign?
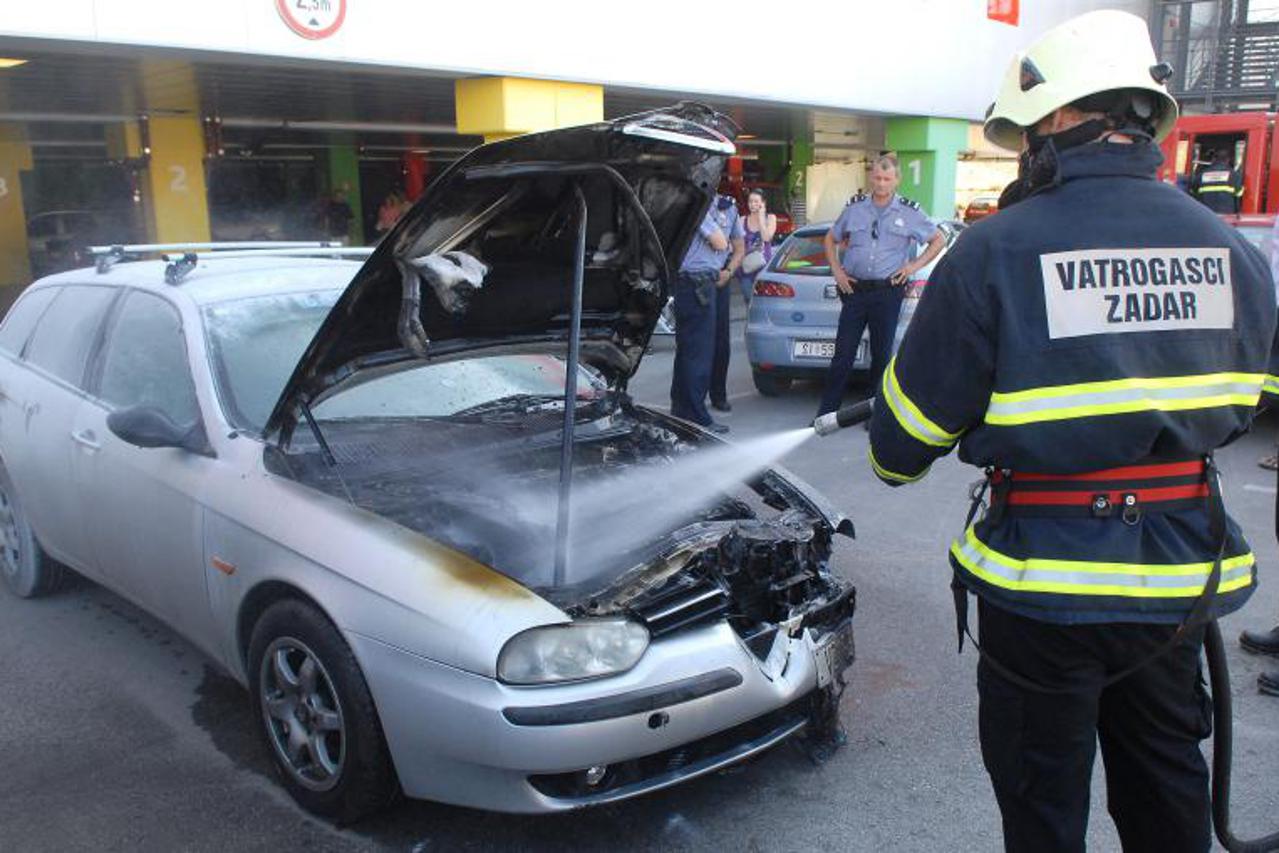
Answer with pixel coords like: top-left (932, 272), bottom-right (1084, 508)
top-left (276, 0), bottom-right (347, 40)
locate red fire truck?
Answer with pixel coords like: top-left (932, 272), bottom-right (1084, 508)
top-left (1158, 112), bottom-right (1279, 214)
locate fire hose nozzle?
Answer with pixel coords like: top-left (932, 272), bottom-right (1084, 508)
top-left (813, 399), bottom-right (875, 436)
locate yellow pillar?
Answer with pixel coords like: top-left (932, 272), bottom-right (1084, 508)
top-left (0, 123), bottom-right (32, 290)
top-left (138, 61), bottom-right (210, 243)
top-left (455, 77), bottom-right (603, 144)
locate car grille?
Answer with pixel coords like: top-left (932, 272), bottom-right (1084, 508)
top-left (630, 575), bottom-right (729, 639)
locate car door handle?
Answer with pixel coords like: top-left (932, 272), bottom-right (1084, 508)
top-left (70, 429), bottom-right (100, 451)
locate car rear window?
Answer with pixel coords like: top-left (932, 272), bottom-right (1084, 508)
top-left (0, 287), bottom-right (58, 356)
top-left (772, 234), bottom-right (831, 276)
top-left (24, 285), bottom-right (117, 388)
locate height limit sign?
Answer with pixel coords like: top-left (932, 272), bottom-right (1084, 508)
top-left (276, 0), bottom-right (347, 40)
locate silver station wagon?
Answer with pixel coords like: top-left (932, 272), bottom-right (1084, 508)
top-left (0, 106), bottom-right (856, 821)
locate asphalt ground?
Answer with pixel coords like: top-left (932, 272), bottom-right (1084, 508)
top-left (2, 299), bottom-right (1277, 852)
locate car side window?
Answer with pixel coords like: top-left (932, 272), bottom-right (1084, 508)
top-left (97, 291), bottom-right (200, 426)
top-left (0, 287), bottom-right (59, 356)
top-left (24, 285), bottom-right (117, 388)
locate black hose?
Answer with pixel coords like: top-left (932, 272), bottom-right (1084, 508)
top-left (1206, 620), bottom-right (1279, 852)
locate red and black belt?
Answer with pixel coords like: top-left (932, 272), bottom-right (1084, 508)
top-left (987, 458), bottom-right (1209, 522)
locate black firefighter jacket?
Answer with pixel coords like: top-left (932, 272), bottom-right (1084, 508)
top-left (867, 140), bottom-right (1278, 625)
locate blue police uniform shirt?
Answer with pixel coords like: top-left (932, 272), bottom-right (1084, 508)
top-left (829, 194), bottom-right (937, 280)
top-left (681, 202), bottom-right (744, 274)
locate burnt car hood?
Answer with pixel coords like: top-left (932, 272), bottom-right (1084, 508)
top-left (265, 104), bottom-right (736, 438)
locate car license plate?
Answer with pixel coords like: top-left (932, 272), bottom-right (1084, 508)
top-left (793, 340), bottom-right (835, 359)
top-left (812, 620), bottom-right (855, 689)
top-left (824, 284), bottom-right (839, 299)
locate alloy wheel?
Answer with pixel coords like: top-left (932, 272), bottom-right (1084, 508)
top-left (259, 636), bottom-right (346, 792)
top-left (0, 486), bottom-right (22, 582)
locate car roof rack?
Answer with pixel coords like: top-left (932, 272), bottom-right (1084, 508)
top-left (88, 241), bottom-right (349, 275)
top-left (157, 246), bottom-right (376, 285)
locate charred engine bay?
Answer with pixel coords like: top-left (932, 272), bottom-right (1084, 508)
top-left (267, 405), bottom-right (853, 634)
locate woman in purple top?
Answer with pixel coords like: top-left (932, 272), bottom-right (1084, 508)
top-left (736, 189), bottom-right (777, 303)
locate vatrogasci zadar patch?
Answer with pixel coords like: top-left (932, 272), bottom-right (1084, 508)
top-left (1039, 247), bottom-right (1233, 339)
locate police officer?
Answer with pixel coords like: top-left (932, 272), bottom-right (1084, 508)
top-left (1190, 148), bottom-right (1244, 213)
top-left (671, 195), bottom-right (743, 432)
top-left (816, 155), bottom-right (945, 419)
top-left (865, 11), bottom-right (1278, 852)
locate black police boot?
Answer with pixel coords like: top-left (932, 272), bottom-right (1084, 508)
top-left (1259, 670), bottom-right (1279, 697)
top-left (1240, 626), bottom-right (1279, 657)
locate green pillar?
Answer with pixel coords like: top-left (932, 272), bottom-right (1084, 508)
top-left (327, 143), bottom-right (364, 245)
top-left (787, 140), bottom-right (814, 199)
top-left (885, 117), bottom-right (968, 219)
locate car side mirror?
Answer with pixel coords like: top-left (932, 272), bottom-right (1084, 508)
top-left (107, 406), bottom-right (215, 458)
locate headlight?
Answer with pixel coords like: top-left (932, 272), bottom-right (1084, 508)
top-left (497, 618), bottom-right (650, 685)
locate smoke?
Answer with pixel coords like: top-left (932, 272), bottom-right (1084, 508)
top-left (533, 428), bottom-right (817, 584)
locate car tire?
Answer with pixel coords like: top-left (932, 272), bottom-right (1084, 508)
top-left (752, 371), bottom-right (793, 396)
top-left (0, 462), bottom-right (65, 599)
top-left (248, 599), bottom-right (398, 824)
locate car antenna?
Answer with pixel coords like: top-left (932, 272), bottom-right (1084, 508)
top-left (552, 183), bottom-right (588, 587)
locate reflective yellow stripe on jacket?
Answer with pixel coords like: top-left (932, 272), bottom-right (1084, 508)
top-left (1197, 185), bottom-right (1240, 194)
top-left (867, 446), bottom-right (928, 483)
top-left (984, 372), bottom-right (1264, 426)
top-left (950, 526), bottom-right (1255, 598)
top-left (881, 357), bottom-right (962, 447)
top-left (1263, 375), bottom-right (1279, 396)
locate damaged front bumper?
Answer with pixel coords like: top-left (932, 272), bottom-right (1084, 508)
top-left (346, 603), bottom-right (854, 813)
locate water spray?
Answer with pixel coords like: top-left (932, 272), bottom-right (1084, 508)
top-left (812, 399), bottom-right (875, 437)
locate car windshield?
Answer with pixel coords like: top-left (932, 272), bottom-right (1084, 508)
top-left (772, 233), bottom-right (830, 275)
top-left (203, 289), bottom-right (610, 434)
top-left (203, 290), bottom-right (342, 433)
top-left (312, 354), bottom-right (609, 424)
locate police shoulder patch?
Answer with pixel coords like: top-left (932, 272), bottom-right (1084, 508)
top-left (896, 195), bottom-right (921, 210)
top-left (849, 191), bottom-right (868, 205)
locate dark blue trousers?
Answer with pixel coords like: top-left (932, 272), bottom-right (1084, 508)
top-left (670, 270), bottom-right (718, 425)
top-left (710, 279), bottom-right (732, 405)
top-left (817, 285), bottom-right (904, 416)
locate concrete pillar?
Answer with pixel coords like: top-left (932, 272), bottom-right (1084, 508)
top-left (327, 143), bottom-right (363, 245)
top-left (885, 117), bottom-right (969, 219)
top-left (0, 123), bottom-right (32, 291)
top-left (455, 77), bottom-right (603, 144)
top-left (138, 61), bottom-right (210, 243)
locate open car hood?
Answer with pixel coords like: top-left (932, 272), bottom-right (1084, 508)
top-left (265, 103), bottom-right (736, 438)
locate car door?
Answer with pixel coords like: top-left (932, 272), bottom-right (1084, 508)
top-left (6, 284), bottom-right (119, 575)
top-left (73, 289), bottom-right (218, 646)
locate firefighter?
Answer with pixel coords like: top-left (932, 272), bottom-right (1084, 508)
top-left (1190, 148), bottom-right (1244, 213)
top-left (865, 10), bottom-right (1278, 852)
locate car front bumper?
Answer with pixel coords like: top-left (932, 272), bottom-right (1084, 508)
top-left (347, 618), bottom-right (850, 813)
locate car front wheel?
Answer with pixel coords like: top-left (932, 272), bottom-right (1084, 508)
top-left (249, 599), bottom-right (397, 823)
top-left (0, 463), bottom-right (64, 598)
top-left (752, 370), bottom-right (793, 396)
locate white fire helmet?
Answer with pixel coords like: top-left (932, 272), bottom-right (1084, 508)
top-left (983, 10), bottom-right (1178, 151)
